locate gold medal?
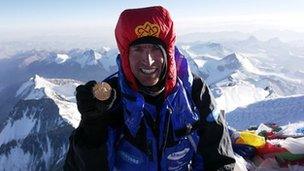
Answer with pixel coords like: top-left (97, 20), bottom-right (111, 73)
top-left (92, 82), bottom-right (112, 101)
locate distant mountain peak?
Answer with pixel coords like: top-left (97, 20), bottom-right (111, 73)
top-left (268, 37), bottom-right (281, 42)
top-left (222, 52), bottom-right (260, 74)
top-left (16, 75), bottom-right (79, 101)
top-left (224, 52), bottom-right (248, 65)
top-left (246, 35), bottom-right (259, 42)
top-left (83, 49), bottom-right (95, 57)
top-left (73, 49), bottom-right (102, 67)
top-left (267, 37), bottom-right (284, 46)
top-left (182, 42), bottom-right (232, 59)
top-left (15, 74), bottom-right (46, 100)
top-left (15, 75), bottom-right (81, 128)
top-left (207, 42), bottom-right (223, 48)
top-left (198, 52), bottom-right (261, 85)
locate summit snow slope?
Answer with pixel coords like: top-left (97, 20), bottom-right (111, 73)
top-left (227, 94), bottom-right (304, 130)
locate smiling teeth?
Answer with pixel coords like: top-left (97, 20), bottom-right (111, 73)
top-left (141, 68), bottom-right (156, 74)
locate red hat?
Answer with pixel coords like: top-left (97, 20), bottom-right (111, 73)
top-left (115, 6), bottom-right (176, 96)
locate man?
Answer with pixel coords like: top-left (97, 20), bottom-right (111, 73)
top-left (64, 6), bottom-right (235, 171)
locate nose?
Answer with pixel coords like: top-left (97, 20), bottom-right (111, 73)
top-left (143, 51), bottom-right (155, 66)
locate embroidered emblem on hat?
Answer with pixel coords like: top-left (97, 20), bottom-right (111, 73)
top-left (135, 21), bottom-right (160, 38)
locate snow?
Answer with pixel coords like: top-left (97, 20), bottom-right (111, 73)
top-left (181, 42), bottom-right (232, 59)
top-left (180, 42), bottom-right (304, 123)
top-left (193, 58), bottom-right (207, 68)
top-left (54, 97), bottom-right (80, 128)
top-left (179, 39), bottom-right (304, 170)
top-left (179, 42), bottom-right (304, 135)
top-left (73, 49), bottom-right (101, 67)
top-left (55, 54), bottom-right (70, 64)
top-left (215, 80), bottom-right (268, 112)
top-left (99, 48), bottom-right (118, 71)
top-left (12, 48), bottom-right (117, 71)
top-left (0, 146), bottom-right (32, 171)
top-left (67, 48), bottom-right (117, 69)
top-left (0, 110), bottom-right (36, 145)
top-left (43, 136), bottom-right (52, 168)
top-left (256, 69), bottom-right (303, 84)
top-left (181, 39), bottom-right (304, 97)
top-left (16, 77), bottom-right (35, 97)
top-left (16, 74), bottom-right (53, 100)
top-left (15, 75), bottom-right (81, 128)
top-left (196, 53), bottom-right (262, 84)
top-left (227, 94), bottom-right (304, 130)
top-left (234, 53), bottom-right (261, 74)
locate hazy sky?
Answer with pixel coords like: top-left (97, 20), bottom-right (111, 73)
top-left (1, 0), bottom-right (304, 42)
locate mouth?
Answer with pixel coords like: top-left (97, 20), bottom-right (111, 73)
top-left (140, 68), bottom-right (157, 74)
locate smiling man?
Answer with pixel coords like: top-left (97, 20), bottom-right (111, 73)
top-left (64, 6), bottom-right (235, 171)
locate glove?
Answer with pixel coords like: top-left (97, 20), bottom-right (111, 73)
top-left (76, 80), bottom-right (116, 122)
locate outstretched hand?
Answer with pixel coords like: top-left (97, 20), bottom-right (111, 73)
top-left (76, 80), bottom-right (116, 121)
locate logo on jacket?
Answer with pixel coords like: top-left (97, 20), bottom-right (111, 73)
top-left (167, 148), bottom-right (190, 160)
top-left (118, 151), bottom-right (141, 165)
top-left (135, 21), bottom-right (160, 38)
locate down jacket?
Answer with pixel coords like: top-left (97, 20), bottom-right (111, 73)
top-left (64, 48), bottom-right (235, 171)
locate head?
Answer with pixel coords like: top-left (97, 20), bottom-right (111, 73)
top-left (115, 6), bottom-right (177, 96)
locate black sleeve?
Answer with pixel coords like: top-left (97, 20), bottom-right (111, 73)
top-left (192, 74), bottom-right (235, 171)
top-left (64, 76), bottom-right (122, 171)
top-left (63, 125), bottom-right (109, 171)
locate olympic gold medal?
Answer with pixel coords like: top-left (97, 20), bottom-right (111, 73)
top-left (92, 82), bottom-right (112, 101)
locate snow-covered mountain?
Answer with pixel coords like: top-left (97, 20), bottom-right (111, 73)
top-left (181, 42), bottom-right (232, 59)
top-left (180, 38), bottom-right (304, 113)
top-left (177, 37), bottom-right (304, 139)
top-left (227, 94), bottom-right (304, 130)
top-left (0, 48), bottom-right (118, 88)
top-left (0, 47), bottom-right (118, 127)
top-left (221, 36), bottom-right (304, 74)
top-left (54, 47), bottom-right (117, 69)
top-left (198, 52), bottom-right (261, 84)
top-left (0, 75), bottom-right (81, 170)
top-left (0, 82), bottom-right (22, 122)
top-left (14, 75), bottom-right (81, 127)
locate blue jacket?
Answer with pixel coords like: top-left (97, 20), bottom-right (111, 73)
top-left (64, 48), bottom-right (235, 171)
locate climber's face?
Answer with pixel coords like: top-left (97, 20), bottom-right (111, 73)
top-left (129, 44), bottom-right (164, 86)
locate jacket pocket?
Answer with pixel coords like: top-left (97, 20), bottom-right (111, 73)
top-left (115, 138), bottom-right (148, 171)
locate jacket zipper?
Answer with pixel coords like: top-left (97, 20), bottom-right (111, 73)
top-left (158, 106), bottom-right (172, 170)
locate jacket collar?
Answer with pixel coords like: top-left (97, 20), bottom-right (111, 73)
top-left (116, 47), bottom-right (196, 137)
